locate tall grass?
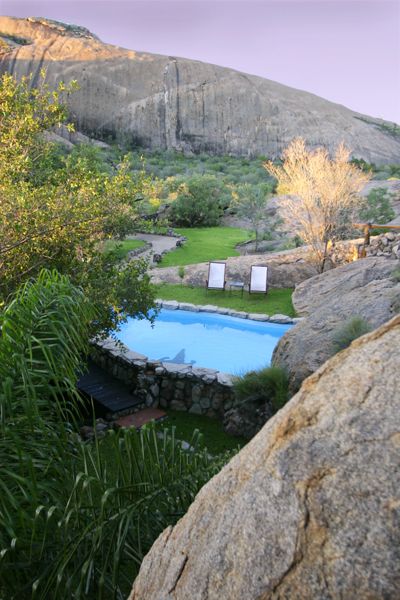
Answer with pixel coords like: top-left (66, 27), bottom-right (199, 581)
top-left (0, 270), bottom-right (230, 599)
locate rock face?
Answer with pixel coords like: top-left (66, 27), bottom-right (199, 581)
top-left (1, 16), bottom-right (400, 163)
top-left (273, 256), bottom-right (400, 391)
top-left (150, 247), bottom-right (318, 289)
top-left (129, 315), bottom-right (400, 599)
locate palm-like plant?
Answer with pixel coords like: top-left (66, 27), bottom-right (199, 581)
top-left (0, 270), bottom-right (230, 599)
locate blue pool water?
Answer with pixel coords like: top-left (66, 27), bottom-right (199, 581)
top-left (116, 309), bottom-right (292, 374)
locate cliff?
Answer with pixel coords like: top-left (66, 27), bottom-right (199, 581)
top-left (1, 16), bottom-right (400, 163)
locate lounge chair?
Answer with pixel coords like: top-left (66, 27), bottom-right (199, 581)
top-left (248, 265), bottom-right (268, 294)
top-left (206, 261), bottom-right (226, 291)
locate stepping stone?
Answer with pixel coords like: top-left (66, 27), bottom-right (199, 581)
top-left (115, 408), bottom-right (167, 429)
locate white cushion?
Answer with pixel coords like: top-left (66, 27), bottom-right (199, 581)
top-left (250, 266), bottom-right (268, 292)
top-left (208, 263), bottom-right (226, 288)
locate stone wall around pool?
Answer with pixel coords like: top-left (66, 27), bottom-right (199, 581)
top-left (90, 304), bottom-right (301, 421)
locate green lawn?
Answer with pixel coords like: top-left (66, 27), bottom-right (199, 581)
top-left (155, 283), bottom-right (295, 316)
top-left (156, 410), bottom-right (246, 454)
top-left (103, 239), bottom-right (145, 260)
top-left (160, 227), bottom-right (253, 267)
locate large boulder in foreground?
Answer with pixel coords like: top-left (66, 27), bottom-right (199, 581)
top-left (129, 316), bottom-right (400, 599)
top-left (273, 256), bottom-right (399, 392)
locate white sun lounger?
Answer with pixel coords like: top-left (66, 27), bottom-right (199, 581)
top-left (249, 265), bottom-right (268, 294)
top-left (206, 262), bottom-right (226, 291)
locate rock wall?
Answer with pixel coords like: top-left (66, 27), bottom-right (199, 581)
top-left (1, 16), bottom-right (400, 163)
top-left (129, 315), bottom-right (400, 600)
top-left (366, 232), bottom-right (400, 260)
top-left (91, 337), bottom-right (236, 420)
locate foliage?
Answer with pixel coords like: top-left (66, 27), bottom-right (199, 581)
top-left (0, 270), bottom-right (230, 599)
top-left (265, 138), bottom-right (371, 272)
top-left (168, 174), bottom-right (230, 226)
top-left (157, 410), bottom-right (246, 454)
top-left (0, 72), bottom-right (156, 333)
top-left (359, 187), bottom-right (396, 224)
top-left (390, 267), bottom-right (400, 283)
top-left (160, 227), bottom-right (252, 266)
top-left (331, 316), bottom-right (372, 353)
top-left (156, 284), bottom-right (295, 317)
top-left (231, 183), bottom-right (273, 249)
top-left (232, 366), bottom-right (290, 413)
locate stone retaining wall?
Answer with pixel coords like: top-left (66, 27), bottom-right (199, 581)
top-left (90, 304), bottom-right (298, 421)
top-left (366, 232), bottom-right (400, 260)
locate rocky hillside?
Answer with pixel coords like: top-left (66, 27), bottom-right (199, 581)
top-left (129, 315), bottom-right (400, 599)
top-left (1, 16), bottom-right (400, 163)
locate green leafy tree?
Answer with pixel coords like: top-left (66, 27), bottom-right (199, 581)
top-left (169, 174), bottom-right (231, 227)
top-left (0, 72), bottom-right (155, 333)
top-left (231, 183), bottom-right (273, 249)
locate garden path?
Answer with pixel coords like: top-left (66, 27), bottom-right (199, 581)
top-left (125, 233), bottom-right (179, 262)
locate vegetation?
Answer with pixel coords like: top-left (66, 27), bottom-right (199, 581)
top-left (232, 365), bottom-right (290, 413)
top-left (265, 138), bottom-right (371, 272)
top-left (168, 174), bottom-right (230, 226)
top-left (0, 270), bottom-right (231, 599)
top-left (331, 316), bottom-right (372, 353)
top-left (391, 267), bottom-right (400, 283)
top-left (350, 157), bottom-right (400, 180)
top-left (157, 410), bottom-right (246, 454)
top-left (156, 284), bottom-right (295, 316)
top-left (0, 72), bottom-right (156, 334)
top-left (359, 187), bottom-right (396, 224)
top-left (160, 227), bottom-right (252, 266)
top-left (231, 183), bottom-right (274, 249)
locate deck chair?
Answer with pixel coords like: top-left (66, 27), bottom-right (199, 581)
top-left (248, 265), bottom-right (268, 294)
top-left (206, 261), bottom-right (226, 291)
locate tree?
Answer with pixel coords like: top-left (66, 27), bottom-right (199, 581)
top-left (0, 72), bottom-right (155, 333)
top-left (264, 138), bottom-right (371, 271)
top-left (168, 174), bottom-right (230, 227)
top-left (231, 183), bottom-right (273, 249)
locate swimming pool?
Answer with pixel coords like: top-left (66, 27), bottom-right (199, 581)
top-left (116, 309), bottom-right (291, 374)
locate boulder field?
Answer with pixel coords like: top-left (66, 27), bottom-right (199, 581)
top-left (1, 16), bottom-right (400, 163)
top-left (129, 315), bottom-right (400, 599)
top-left (273, 256), bottom-right (400, 392)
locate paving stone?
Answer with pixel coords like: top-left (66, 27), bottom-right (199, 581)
top-left (247, 313), bottom-right (270, 321)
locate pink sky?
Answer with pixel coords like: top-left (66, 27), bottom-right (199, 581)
top-left (2, 0), bottom-right (400, 122)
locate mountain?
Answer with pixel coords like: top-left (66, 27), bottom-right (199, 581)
top-left (1, 16), bottom-right (399, 164)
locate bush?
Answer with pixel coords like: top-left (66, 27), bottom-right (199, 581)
top-left (233, 365), bottom-right (289, 413)
top-left (168, 175), bottom-right (229, 227)
top-left (331, 316), bottom-right (372, 353)
top-left (359, 187), bottom-right (396, 224)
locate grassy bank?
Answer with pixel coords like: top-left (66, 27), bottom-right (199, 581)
top-left (155, 283), bottom-right (295, 316)
top-left (160, 227), bottom-right (253, 267)
top-left (103, 238), bottom-right (146, 260)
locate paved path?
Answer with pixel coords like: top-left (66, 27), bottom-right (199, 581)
top-left (126, 233), bottom-right (179, 263)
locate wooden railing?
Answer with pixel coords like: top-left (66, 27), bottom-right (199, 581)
top-left (353, 223), bottom-right (400, 246)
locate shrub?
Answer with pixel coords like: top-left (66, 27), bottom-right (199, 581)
top-left (168, 175), bottom-right (229, 227)
top-left (391, 267), bottom-right (400, 282)
top-left (359, 187), bottom-right (396, 225)
top-left (331, 316), bottom-right (372, 353)
top-left (233, 365), bottom-right (289, 413)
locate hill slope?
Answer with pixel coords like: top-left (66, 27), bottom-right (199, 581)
top-left (1, 16), bottom-right (399, 163)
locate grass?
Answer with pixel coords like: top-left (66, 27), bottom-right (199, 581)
top-left (103, 238), bottom-right (145, 260)
top-left (160, 227), bottom-right (253, 267)
top-left (156, 283), bottom-right (295, 316)
top-left (156, 410), bottom-right (246, 454)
